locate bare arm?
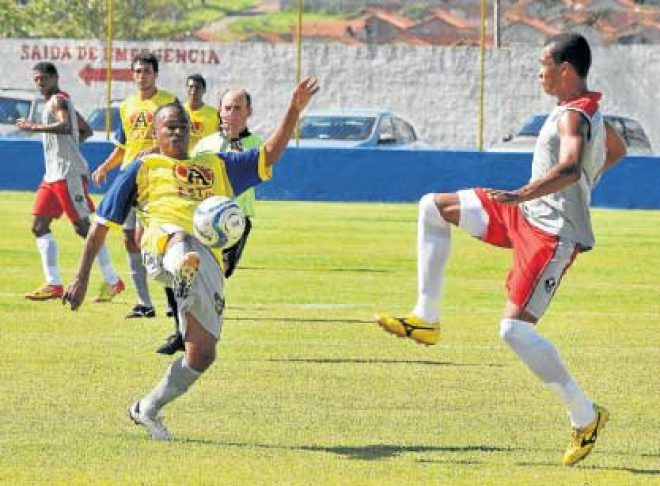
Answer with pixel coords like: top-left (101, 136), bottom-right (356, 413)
top-left (62, 222), bottom-right (110, 310)
top-left (487, 110), bottom-right (587, 205)
top-left (263, 76), bottom-right (320, 167)
top-left (76, 110), bottom-right (93, 142)
top-left (15, 96), bottom-right (72, 135)
top-left (601, 121), bottom-right (627, 173)
top-left (92, 146), bottom-right (125, 186)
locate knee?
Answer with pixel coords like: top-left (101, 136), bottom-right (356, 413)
top-left (123, 231), bottom-right (139, 252)
top-left (186, 346), bottom-right (216, 372)
top-left (73, 220), bottom-right (90, 239)
top-left (499, 318), bottom-right (533, 345)
top-left (499, 318), bottom-right (515, 343)
top-left (419, 193), bottom-right (441, 221)
top-left (31, 225), bottom-right (44, 238)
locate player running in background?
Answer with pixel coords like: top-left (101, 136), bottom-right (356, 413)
top-left (17, 61), bottom-right (124, 302)
top-left (157, 86), bottom-right (263, 356)
top-left (376, 33), bottom-right (627, 466)
top-left (92, 53), bottom-right (177, 318)
top-left (63, 77), bottom-right (320, 441)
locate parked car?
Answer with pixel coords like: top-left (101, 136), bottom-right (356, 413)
top-left (0, 88), bottom-right (44, 138)
top-left (290, 108), bottom-right (422, 148)
top-left (491, 113), bottom-right (653, 155)
top-left (85, 102), bottom-right (122, 142)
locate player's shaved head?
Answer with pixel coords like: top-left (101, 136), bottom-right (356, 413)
top-left (220, 88), bottom-right (251, 108)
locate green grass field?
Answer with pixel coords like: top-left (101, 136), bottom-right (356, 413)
top-left (1, 191), bottom-right (659, 486)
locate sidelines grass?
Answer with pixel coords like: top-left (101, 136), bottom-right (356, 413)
top-left (1, 190), bottom-right (659, 486)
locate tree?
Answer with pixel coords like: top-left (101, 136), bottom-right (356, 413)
top-left (0, 0), bottom-right (34, 37)
top-left (13, 0), bottom-right (196, 40)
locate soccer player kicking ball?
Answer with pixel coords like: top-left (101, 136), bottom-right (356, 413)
top-left (376, 33), bottom-right (627, 466)
top-left (63, 77), bottom-right (319, 441)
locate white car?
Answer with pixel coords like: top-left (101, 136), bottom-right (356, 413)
top-left (0, 88), bottom-right (44, 138)
top-left (491, 114), bottom-right (654, 155)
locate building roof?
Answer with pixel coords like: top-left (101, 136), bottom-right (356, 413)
top-left (360, 6), bottom-right (415, 30)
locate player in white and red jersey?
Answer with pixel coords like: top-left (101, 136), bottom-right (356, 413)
top-left (16, 62), bottom-right (124, 302)
top-left (375, 33), bottom-right (627, 466)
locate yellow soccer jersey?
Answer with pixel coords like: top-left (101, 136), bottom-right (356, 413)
top-left (115, 89), bottom-right (177, 169)
top-left (95, 149), bottom-right (270, 260)
top-left (184, 102), bottom-right (219, 151)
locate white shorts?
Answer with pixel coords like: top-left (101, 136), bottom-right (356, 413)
top-left (143, 232), bottom-right (225, 339)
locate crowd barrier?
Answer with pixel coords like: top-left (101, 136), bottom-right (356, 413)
top-left (1, 139), bottom-right (658, 209)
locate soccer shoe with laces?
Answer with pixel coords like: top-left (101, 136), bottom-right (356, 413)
top-left (25, 284), bottom-right (64, 301)
top-left (94, 279), bottom-right (126, 302)
top-left (172, 252), bottom-right (200, 300)
top-left (156, 332), bottom-right (185, 355)
top-left (125, 304), bottom-right (156, 319)
top-left (128, 401), bottom-right (173, 441)
top-left (375, 313), bottom-right (440, 346)
top-left (562, 404), bottom-right (609, 466)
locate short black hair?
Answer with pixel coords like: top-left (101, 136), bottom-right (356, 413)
top-left (545, 32), bottom-right (591, 78)
top-left (33, 62), bottom-right (58, 76)
top-left (220, 88), bottom-right (252, 109)
top-left (186, 74), bottom-right (206, 90)
top-left (153, 101), bottom-right (189, 125)
top-left (131, 52), bottom-right (159, 73)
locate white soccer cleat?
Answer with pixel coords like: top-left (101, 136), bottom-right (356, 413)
top-left (128, 401), bottom-right (173, 441)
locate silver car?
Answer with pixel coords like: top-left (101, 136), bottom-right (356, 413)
top-left (0, 88), bottom-right (44, 138)
top-left (291, 108), bottom-right (421, 148)
top-left (491, 114), bottom-right (653, 155)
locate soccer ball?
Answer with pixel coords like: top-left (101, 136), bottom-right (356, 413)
top-left (192, 196), bottom-right (246, 249)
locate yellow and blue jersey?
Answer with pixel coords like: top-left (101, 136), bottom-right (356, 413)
top-left (193, 130), bottom-right (263, 217)
top-left (184, 102), bottom-right (219, 151)
top-left (115, 90), bottom-right (178, 169)
top-left (95, 148), bottom-right (270, 258)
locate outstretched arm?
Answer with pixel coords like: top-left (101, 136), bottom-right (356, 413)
top-left (263, 76), bottom-right (320, 167)
top-left (63, 222), bottom-right (110, 310)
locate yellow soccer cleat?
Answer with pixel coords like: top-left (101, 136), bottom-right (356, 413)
top-left (25, 284), bottom-right (64, 301)
top-left (562, 404), bottom-right (609, 467)
top-left (375, 314), bottom-right (440, 346)
top-left (94, 278), bottom-right (126, 303)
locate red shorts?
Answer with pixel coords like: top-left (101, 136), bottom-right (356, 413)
top-left (474, 188), bottom-right (579, 318)
top-left (32, 177), bottom-right (95, 223)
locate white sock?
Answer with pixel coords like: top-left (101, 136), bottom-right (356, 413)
top-left (128, 252), bottom-right (152, 307)
top-left (500, 318), bottom-right (595, 428)
top-left (36, 233), bottom-right (60, 285)
top-left (140, 356), bottom-right (201, 419)
top-left (411, 194), bottom-right (450, 323)
top-left (96, 244), bottom-right (119, 285)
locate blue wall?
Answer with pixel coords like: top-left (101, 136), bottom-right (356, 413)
top-left (1, 139), bottom-right (659, 209)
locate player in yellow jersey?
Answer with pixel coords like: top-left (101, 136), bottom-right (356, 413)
top-left (63, 77), bottom-right (320, 441)
top-left (183, 74), bottom-right (218, 150)
top-left (92, 53), bottom-right (178, 319)
top-left (160, 73), bottom-right (219, 343)
top-left (157, 86), bottom-right (262, 355)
